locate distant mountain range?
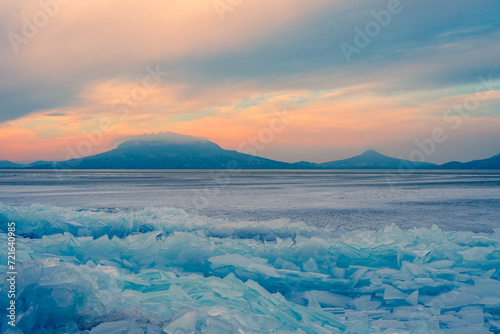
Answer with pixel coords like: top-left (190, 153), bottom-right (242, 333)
top-left (1, 134), bottom-right (499, 170)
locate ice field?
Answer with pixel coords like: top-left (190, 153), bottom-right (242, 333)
top-left (1, 203), bottom-right (500, 333)
top-left (1, 170), bottom-right (500, 333)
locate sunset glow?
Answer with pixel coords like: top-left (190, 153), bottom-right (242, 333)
top-left (1, 0), bottom-right (499, 163)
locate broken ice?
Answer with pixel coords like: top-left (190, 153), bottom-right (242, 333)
top-left (1, 203), bottom-right (500, 333)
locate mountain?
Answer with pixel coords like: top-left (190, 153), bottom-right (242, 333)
top-left (39, 137), bottom-right (294, 169)
top-left (0, 160), bottom-right (21, 168)
top-left (319, 149), bottom-right (437, 169)
top-left (2, 133), bottom-right (498, 170)
top-left (439, 153), bottom-right (500, 169)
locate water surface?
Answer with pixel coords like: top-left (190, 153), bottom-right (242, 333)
top-left (1, 169), bottom-right (499, 232)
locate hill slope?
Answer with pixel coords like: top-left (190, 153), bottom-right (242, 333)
top-left (440, 153), bottom-right (500, 169)
top-left (0, 160), bottom-right (21, 168)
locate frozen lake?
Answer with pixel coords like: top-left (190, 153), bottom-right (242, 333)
top-left (2, 170), bottom-right (500, 332)
top-left (1, 169), bottom-right (499, 232)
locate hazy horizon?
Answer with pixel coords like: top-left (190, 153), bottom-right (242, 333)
top-left (4, 131), bottom-right (500, 165)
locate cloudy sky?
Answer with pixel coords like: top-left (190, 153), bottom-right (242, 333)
top-left (1, 0), bottom-right (499, 163)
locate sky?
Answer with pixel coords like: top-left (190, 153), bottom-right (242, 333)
top-left (1, 0), bottom-right (499, 164)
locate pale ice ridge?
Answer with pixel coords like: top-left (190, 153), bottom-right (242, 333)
top-left (1, 203), bottom-right (500, 333)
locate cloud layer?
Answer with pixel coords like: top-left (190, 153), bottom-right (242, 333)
top-left (1, 0), bottom-right (499, 163)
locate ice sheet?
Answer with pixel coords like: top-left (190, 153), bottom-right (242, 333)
top-left (1, 203), bottom-right (499, 333)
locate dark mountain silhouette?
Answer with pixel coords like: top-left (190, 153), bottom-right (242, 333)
top-left (319, 149), bottom-right (437, 169)
top-left (439, 153), bottom-right (500, 169)
top-left (0, 134), bottom-right (498, 169)
top-left (42, 138), bottom-right (294, 169)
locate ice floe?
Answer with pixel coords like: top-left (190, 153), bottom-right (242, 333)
top-left (0, 203), bottom-right (500, 333)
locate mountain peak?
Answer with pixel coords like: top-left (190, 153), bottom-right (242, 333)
top-left (319, 149), bottom-right (437, 169)
top-left (360, 149), bottom-right (384, 157)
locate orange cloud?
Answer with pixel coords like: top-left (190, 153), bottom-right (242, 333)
top-left (4, 79), bottom-right (483, 162)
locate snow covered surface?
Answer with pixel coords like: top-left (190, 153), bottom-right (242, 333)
top-left (1, 203), bottom-right (500, 333)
